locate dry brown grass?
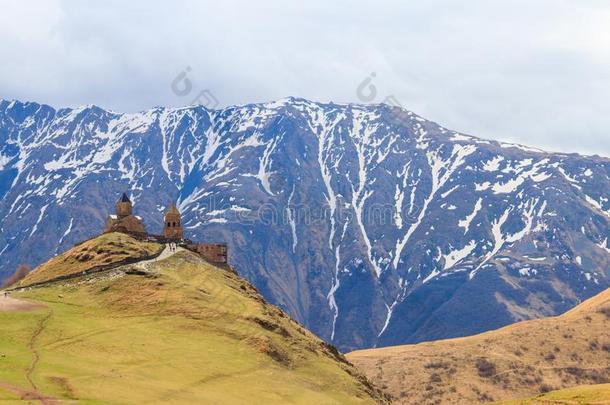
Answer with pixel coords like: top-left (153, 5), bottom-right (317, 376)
top-left (19, 233), bottom-right (161, 287)
top-left (347, 288), bottom-right (610, 404)
top-left (1, 264), bottom-right (32, 288)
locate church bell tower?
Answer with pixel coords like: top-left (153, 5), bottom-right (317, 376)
top-left (115, 193), bottom-right (133, 218)
top-left (163, 203), bottom-right (183, 240)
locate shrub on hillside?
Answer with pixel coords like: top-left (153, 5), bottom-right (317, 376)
top-left (475, 358), bottom-right (496, 378)
top-left (429, 373), bottom-right (442, 384)
top-left (424, 361), bottom-right (450, 370)
top-left (544, 352), bottom-right (556, 362)
top-left (589, 340), bottom-right (600, 351)
top-left (1, 264), bottom-right (32, 288)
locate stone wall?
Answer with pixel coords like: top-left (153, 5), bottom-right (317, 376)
top-left (188, 243), bottom-right (228, 264)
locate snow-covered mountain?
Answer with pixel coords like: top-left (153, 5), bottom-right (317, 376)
top-left (1, 98), bottom-right (609, 351)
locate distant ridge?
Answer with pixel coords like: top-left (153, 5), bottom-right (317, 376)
top-left (348, 286), bottom-right (610, 404)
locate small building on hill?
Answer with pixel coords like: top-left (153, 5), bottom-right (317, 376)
top-left (187, 243), bottom-right (228, 263)
top-left (104, 193), bottom-right (146, 235)
top-left (163, 203), bottom-right (183, 240)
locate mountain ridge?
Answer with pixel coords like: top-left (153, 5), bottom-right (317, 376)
top-left (1, 97), bottom-right (609, 351)
top-left (2, 97), bottom-right (609, 160)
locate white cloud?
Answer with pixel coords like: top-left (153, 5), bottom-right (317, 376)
top-left (0, 0), bottom-right (609, 157)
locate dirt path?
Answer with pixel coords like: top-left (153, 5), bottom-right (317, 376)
top-left (0, 244), bottom-right (185, 404)
top-left (6, 243), bottom-right (183, 293)
top-left (0, 295), bottom-right (44, 312)
top-left (133, 245), bottom-right (185, 271)
top-left (26, 309), bottom-right (53, 392)
top-left (0, 381), bottom-right (59, 404)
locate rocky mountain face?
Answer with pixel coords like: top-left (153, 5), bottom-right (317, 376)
top-left (0, 98), bottom-right (609, 351)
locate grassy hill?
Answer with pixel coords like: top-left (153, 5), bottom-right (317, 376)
top-left (0, 233), bottom-right (387, 404)
top-left (18, 232), bottom-right (162, 287)
top-left (347, 287), bottom-right (610, 404)
top-left (495, 383), bottom-right (610, 404)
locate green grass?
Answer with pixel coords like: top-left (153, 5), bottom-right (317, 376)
top-left (19, 232), bottom-right (161, 287)
top-left (0, 244), bottom-right (384, 404)
top-left (495, 384), bottom-right (610, 404)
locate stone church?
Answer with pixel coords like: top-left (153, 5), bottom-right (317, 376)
top-left (104, 193), bottom-right (147, 235)
top-left (105, 193), bottom-right (184, 240)
top-left (103, 192), bottom-right (227, 263)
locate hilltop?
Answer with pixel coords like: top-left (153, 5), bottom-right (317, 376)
top-left (0, 233), bottom-right (387, 404)
top-left (17, 232), bottom-right (162, 287)
top-left (347, 286), bottom-right (610, 404)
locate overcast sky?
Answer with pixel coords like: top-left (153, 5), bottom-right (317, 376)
top-left (1, 0), bottom-right (609, 157)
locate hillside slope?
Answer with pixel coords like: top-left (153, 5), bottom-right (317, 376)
top-left (347, 287), bottom-right (610, 404)
top-left (0, 234), bottom-right (387, 404)
top-left (18, 232), bottom-right (162, 287)
top-left (1, 98), bottom-right (609, 351)
top-left (496, 384), bottom-right (610, 404)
